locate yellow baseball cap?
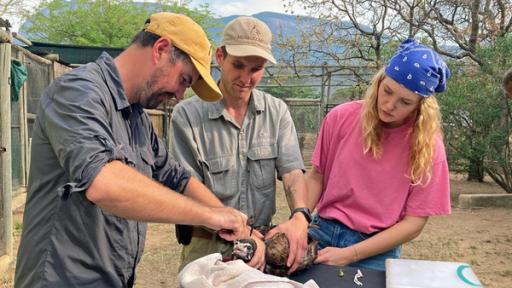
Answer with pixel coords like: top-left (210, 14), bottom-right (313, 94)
top-left (144, 12), bottom-right (222, 101)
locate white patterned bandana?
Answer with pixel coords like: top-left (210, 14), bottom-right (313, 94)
top-left (385, 39), bottom-right (451, 97)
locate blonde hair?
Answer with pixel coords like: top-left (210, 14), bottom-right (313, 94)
top-left (361, 68), bottom-right (442, 185)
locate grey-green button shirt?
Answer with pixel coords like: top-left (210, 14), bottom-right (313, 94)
top-left (15, 53), bottom-right (191, 288)
top-left (171, 90), bottom-right (304, 226)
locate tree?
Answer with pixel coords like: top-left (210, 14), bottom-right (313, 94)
top-left (439, 65), bottom-right (499, 182)
top-left (330, 84), bottom-right (367, 102)
top-left (1, 0), bottom-right (39, 29)
top-left (260, 85), bottom-right (319, 99)
top-left (285, 0), bottom-right (512, 185)
top-left (390, 0), bottom-right (512, 66)
top-left (440, 35), bottom-right (512, 190)
top-left (397, 0), bottom-right (512, 181)
top-left (22, 0), bottom-right (218, 47)
top-left (281, 0), bottom-right (403, 79)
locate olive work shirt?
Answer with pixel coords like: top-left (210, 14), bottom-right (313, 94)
top-left (14, 52), bottom-right (191, 288)
top-left (170, 91), bottom-right (305, 227)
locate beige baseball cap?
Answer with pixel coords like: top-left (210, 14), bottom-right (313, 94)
top-left (221, 16), bottom-right (276, 64)
top-left (144, 12), bottom-right (222, 101)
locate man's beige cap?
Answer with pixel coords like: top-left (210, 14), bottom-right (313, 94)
top-left (144, 12), bottom-right (222, 101)
top-left (221, 16), bottom-right (276, 64)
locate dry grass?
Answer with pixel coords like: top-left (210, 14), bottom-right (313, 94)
top-left (3, 176), bottom-right (511, 288)
top-left (134, 176), bottom-right (512, 288)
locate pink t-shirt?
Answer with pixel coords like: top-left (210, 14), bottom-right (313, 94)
top-left (312, 101), bottom-right (451, 234)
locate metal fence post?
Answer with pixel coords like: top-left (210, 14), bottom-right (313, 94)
top-left (326, 71), bottom-right (332, 111)
top-left (319, 62), bottom-right (327, 131)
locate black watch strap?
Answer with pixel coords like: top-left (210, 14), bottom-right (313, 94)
top-left (290, 207), bottom-right (312, 224)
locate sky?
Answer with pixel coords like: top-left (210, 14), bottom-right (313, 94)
top-left (9, 0), bottom-right (297, 33)
top-left (189, 0), bottom-right (291, 17)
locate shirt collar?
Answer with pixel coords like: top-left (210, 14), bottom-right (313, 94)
top-left (207, 99), bottom-right (222, 119)
top-left (252, 89), bottom-right (265, 112)
top-left (207, 89), bottom-right (265, 119)
top-left (95, 52), bottom-right (131, 112)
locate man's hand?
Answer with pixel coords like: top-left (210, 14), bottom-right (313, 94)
top-left (265, 212), bottom-right (308, 274)
top-left (248, 234), bottom-right (266, 271)
top-left (239, 220), bottom-right (266, 270)
top-left (208, 207), bottom-right (248, 241)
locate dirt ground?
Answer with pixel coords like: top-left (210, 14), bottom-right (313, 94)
top-left (2, 174), bottom-right (512, 288)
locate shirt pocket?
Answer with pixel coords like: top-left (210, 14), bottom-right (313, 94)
top-left (247, 144), bottom-right (277, 190)
top-left (204, 155), bottom-right (236, 200)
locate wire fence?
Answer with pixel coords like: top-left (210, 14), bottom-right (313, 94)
top-left (2, 45), bottom-right (375, 189)
top-left (0, 38), bottom-right (376, 266)
top-left (212, 63), bottom-right (376, 137)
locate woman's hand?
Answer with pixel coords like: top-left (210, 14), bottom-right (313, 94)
top-left (314, 246), bottom-right (357, 266)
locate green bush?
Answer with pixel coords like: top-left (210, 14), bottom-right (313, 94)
top-left (438, 35), bottom-right (512, 192)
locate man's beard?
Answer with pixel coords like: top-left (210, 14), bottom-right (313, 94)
top-left (143, 90), bottom-right (175, 109)
top-left (134, 67), bottom-right (175, 109)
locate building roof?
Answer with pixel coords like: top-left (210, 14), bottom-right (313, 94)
top-left (25, 41), bottom-right (124, 66)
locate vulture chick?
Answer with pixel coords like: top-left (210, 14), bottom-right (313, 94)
top-left (232, 232), bottom-right (318, 276)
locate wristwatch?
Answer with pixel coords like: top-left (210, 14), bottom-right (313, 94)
top-left (290, 207), bottom-right (312, 224)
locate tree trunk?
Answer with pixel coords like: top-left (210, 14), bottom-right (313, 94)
top-left (467, 156), bottom-right (485, 182)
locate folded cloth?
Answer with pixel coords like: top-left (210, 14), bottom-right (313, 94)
top-left (178, 253), bottom-right (319, 288)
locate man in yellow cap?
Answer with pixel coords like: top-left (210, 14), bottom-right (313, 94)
top-left (14, 12), bottom-right (247, 288)
top-left (171, 16), bottom-right (310, 274)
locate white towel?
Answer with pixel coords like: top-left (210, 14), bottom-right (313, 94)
top-left (178, 253), bottom-right (319, 288)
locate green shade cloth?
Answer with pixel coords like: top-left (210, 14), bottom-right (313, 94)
top-left (25, 41), bottom-right (124, 65)
top-left (11, 59), bottom-right (27, 102)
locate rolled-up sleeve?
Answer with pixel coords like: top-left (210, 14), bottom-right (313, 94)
top-left (275, 102), bottom-right (305, 177)
top-left (40, 76), bottom-right (130, 199)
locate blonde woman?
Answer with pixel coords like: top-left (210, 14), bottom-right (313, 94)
top-left (306, 39), bottom-right (452, 271)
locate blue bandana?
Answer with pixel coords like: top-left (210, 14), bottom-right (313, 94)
top-left (385, 39), bottom-right (451, 97)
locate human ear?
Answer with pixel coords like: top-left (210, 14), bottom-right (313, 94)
top-left (152, 37), bottom-right (172, 64)
top-left (215, 47), bottom-right (224, 66)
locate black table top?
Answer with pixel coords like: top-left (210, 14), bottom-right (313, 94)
top-left (289, 264), bottom-right (385, 288)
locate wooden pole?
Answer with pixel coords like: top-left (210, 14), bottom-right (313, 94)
top-left (15, 50), bottom-right (27, 188)
top-left (0, 30), bottom-right (9, 43)
top-left (11, 45), bottom-right (52, 65)
top-left (0, 30), bottom-right (13, 260)
top-left (11, 32), bottom-right (31, 46)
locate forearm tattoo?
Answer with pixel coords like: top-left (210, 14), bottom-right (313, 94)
top-left (284, 174), bottom-right (299, 208)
